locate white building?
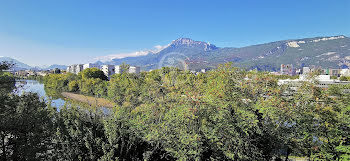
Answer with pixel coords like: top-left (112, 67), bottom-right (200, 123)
top-left (114, 65), bottom-right (140, 74)
top-left (66, 66), bottom-right (72, 73)
top-left (74, 64), bottom-right (83, 74)
top-left (101, 65), bottom-right (115, 78)
top-left (340, 69), bottom-right (350, 76)
top-left (278, 74), bottom-right (350, 89)
top-left (66, 64), bottom-right (83, 74)
top-left (115, 65), bottom-right (123, 74)
top-left (83, 63), bottom-right (100, 70)
top-left (128, 66), bottom-right (140, 74)
top-left (302, 67), bottom-right (311, 75)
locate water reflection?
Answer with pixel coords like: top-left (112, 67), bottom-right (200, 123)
top-left (15, 80), bottom-right (66, 110)
top-left (14, 80), bottom-right (111, 114)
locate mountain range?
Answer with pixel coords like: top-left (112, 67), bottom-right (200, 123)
top-left (2, 35), bottom-right (349, 72)
top-left (0, 57), bottom-right (32, 70)
top-left (0, 57), bottom-right (67, 71)
top-left (99, 35), bottom-right (350, 71)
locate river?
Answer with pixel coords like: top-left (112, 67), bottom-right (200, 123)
top-left (14, 80), bottom-right (111, 114)
top-left (14, 80), bottom-right (66, 110)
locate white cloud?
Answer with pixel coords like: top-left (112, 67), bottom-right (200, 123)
top-left (94, 44), bottom-right (170, 63)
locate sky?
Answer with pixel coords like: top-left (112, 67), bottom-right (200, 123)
top-left (0, 0), bottom-right (349, 66)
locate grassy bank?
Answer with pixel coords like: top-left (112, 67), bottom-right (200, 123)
top-left (61, 92), bottom-right (115, 108)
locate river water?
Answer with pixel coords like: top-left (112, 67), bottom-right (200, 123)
top-left (15, 80), bottom-right (66, 110)
top-left (14, 80), bottom-right (110, 114)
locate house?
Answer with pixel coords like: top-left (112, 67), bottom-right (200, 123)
top-left (36, 71), bottom-right (48, 76)
top-left (15, 70), bottom-right (28, 77)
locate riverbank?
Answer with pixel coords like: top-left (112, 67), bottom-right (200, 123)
top-left (61, 92), bottom-right (115, 108)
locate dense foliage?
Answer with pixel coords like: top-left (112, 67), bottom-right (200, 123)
top-left (340, 76), bottom-right (350, 81)
top-left (44, 68), bottom-right (108, 97)
top-left (1, 61), bottom-right (350, 160)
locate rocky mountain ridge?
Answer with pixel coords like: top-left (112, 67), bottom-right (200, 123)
top-left (101, 35), bottom-right (349, 71)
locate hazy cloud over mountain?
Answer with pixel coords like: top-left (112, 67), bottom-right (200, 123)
top-left (93, 44), bottom-right (170, 63)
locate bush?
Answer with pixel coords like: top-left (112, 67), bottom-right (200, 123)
top-left (68, 80), bottom-right (79, 92)
top-left (340, 76), bottom-right (350, 81)
top-left (330, 75), bottom-right (338, 79)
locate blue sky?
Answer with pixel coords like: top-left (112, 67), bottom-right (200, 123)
top-left (0, 0), bottom-right (349, 66)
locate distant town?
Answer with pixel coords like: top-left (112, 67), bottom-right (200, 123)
top-left (9, 62), bottom-right (350, 90)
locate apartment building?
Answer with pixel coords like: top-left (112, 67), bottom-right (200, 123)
top-left (101, 65), bottom-right (115, 78)
top-left (66, 64), bottom-right (83, 74)
top-left (83, 63), bottom-right (100, 70)
top-left (128, 66), bottom-right (140, 74)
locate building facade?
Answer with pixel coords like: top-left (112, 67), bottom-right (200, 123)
top-left (115, 65), bottom-right (123, 74)
top-left (101, 65), bottom-right (115, 78)
top-left (83, 63), bottom-right (100, 70)
top-left (128, 66), bottom-right (140, 74)
top-left (340, 69), bottom-right (350, 76)
top-left (278, 74), bottom-right (350, 89)
top-left (66, 64), bottom-right (84, 74)
top-left (323, 68), bottom-right (342, 77)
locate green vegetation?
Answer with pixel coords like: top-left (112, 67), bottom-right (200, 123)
top-left (269, 74), bottom-right (299, 80)
top-left (78, 67), bottom-right (108, 80)
top-left (331, 75), bottom-right (338, 80)
top-left (0, 61), bottom-right (15, 93)
top-left (1, 61), bottom-right (350, 160)
top-left (340, 76), bottom-right (350, 81)
top-left (44, 68), bottom-right (108, 97)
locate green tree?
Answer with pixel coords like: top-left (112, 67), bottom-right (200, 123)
top-left (119, 62), bottom-right (130, 73)
top-left (68, 80), bottom-right (79, 92)
top-left (0, 93), bottom-right (54, 160)
top-left (52, 104), bottom-right (106, 160)
top-left (0, 61), bottom-right (15, 93)
top-left (340, 76), bottom-right (350, 81)
top-left (0, 61), bottom-right (14, 71)
top-left (79, 68), bottom-right (108, 81)
top-left (107, 73), bottom-right (143, 106)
